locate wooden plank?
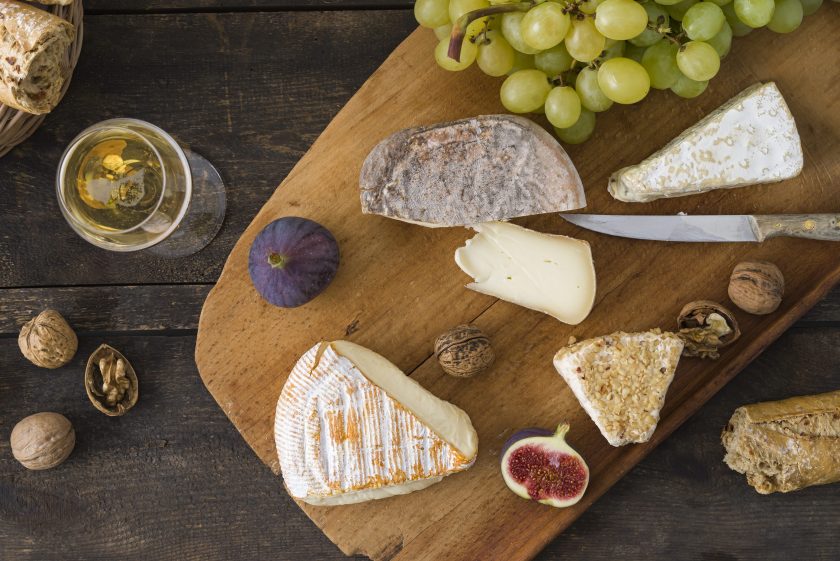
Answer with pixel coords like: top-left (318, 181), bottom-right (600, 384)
top-left (2, 330), bottom-right (838, 561)
top-left (85, 0), bottom-right (412, 12)
top-left (195, 12), bottom-right (840, 561)
top-left (0, 10), bottom-right (415, 288)
top-left (0, 285), bottom-right (210, 334)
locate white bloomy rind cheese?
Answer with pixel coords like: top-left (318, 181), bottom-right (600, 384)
top-left (275, 340), bottom-right (478, 506)
top-left (455, 222), bottom-right (596, 325)
top-left (609, 82), bottom-right (803, 203)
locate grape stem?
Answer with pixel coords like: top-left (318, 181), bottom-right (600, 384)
top-left (448, 2), bottom-right (535, 62)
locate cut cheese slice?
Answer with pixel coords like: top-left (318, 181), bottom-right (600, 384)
top-left (359, 115), bottom-right (586, 227)
top-left (609, 82), bottom-right (803, 203)
top-left (553, 330), bottom-right (684, 446)
top-left (454, 221), bottom-right (596, 325)
top-left (275, 340), bottom-right (478, 505)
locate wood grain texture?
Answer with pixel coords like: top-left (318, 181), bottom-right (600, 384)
top-left (0, 9), bottom-right (415, 288)
top-left (85, 0), bottom-right (411, 13)
top-left (195, 11), bottom-right (840, 561)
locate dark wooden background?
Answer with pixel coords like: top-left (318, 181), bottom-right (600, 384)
top-left (1, 2), bottom-right (838, 560)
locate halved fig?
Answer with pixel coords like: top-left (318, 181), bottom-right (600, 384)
top-left (500, 423), bottom-right (589, 508)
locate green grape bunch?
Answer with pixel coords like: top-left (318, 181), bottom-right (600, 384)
top-left (414, 0), bottom-right (824, 143)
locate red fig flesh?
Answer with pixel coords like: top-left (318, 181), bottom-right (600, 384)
top-left (501, 423), bottom-right (589, 508)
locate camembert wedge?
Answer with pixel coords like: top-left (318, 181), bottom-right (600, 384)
top-left (609, 82), bottom-right (803, 203)
top-left (455, 221), bottom-right (596, 325)
top-left (275, 340), bottom-right (478, 506)
top-left (553, 330), bottom-right (684, 446)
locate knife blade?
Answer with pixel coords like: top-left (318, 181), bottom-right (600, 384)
top-left (560, 214), bottom-right (840, 242)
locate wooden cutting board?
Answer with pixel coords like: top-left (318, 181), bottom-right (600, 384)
top-left (195, 12), bottom-right (840, 561)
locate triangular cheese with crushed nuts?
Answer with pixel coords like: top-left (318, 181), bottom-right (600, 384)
top-left (275, 340), bottom-right (478, 505)
top-left (553, 330), bottom-right (684, 447)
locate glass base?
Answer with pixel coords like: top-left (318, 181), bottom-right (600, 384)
top-left (149, 150), bottom-right (226, 258)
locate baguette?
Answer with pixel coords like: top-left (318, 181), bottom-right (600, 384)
top-left (0, 1), bottom-right (75, 114)
top-left (721, 390), bottom-right (840, 494)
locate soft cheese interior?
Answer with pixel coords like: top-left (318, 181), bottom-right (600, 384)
top-left (455, 222), bottom-right (596, 325)
top-left (275, 341), bottom-right (478, 506)
top-left (609, 82), bottom-right (803, 203)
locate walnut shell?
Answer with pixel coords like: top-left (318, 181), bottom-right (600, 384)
top-left (434, 324), bottom-right (494, 378)
top-left (18, 309), bottom-right (78, 369)
top-left (678, 300), bottom-right (741, 347)
top-left (728, 261), bottom-right (784, 315)
top-left (10, 412), bottom-right (75, 470)
top-left (85, 344), bottom-right (139, 416)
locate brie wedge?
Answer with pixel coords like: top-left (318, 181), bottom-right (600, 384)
top-left (454, 221), bottom-right (596, 325)
top-left (553, 330), bottom-right (684, 446)
top-left (360, 115), bottom-right (586, 227)
top-left (609, 82), bottom-right (803, 203)
top-left (275, 340), bottom-right (478, 505)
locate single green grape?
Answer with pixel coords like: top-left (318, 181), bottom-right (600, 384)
top-left (665, 0), bottom-right (699, 20)
top-left (477, 31), bottom-right (516, 76)
top-left (682, 2), bottom-right (726, 40)
top-left (597, 57), bottom-right (651, 103)
top-left (654, 0), bottom-right (686, 6)
top-left (707, 20), bottom-right (732, 56)
top-left (630, 3), bottom-right (670, 47)
top-left (565, 17), bottom-right (607, 62)
top-left (434, 36), bottom-right (478, 70)
top-left (554, 108), bottom-right (596, 144)
top-left (545, 86), bottom-right (583, 128)
top-left (434, 23), bottom-right (453, 40)
top-left (676, 40), bottom-right (720, 81)
top-left (500, 69), bottom-right (552, 112)
top-left (501, 12), bottom-right (542, 54)
top-left (576, 67), bottom-right (614, 111)
top-left (734, 0), bottom-right (775, 27)
top-left (706, 0), bottom-right (733, 6)
top-left (508, 50), bottom-right (536, 74)
top-left (722, 2), bottom-right (754, 34)
top-left (579, 0), bottom-right (606, 14)
top-left (602, 38), bottom-right (627, 60)
top-left (521, 2), bottom-right (571, 50)
top-left (671, 73), bottom-right (709, 97)
top-left (799, 0), bottom-right (822, 15)
top-left (595, 0), bottom-right (650, 40)
top-left (641, 39), bottom-right (681, 89)
top-left (534, 43), bottom-right (575, 76)
top-left (767, 0), bottom-right (803, 32)
top-left (415, 0), bottom-right (450, 28)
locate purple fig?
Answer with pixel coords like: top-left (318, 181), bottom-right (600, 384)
top-left (248, 217), bottom-right (339, 308)
top-left (500, 423), bottom-right (589, 508)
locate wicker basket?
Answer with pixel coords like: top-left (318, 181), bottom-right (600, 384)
top-left (0, 1), bottom-right (84, 158)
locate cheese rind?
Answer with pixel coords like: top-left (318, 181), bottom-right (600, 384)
top-left (454, 222), bottom-right (596, 325)
top-left (554, 330), bottom-right (684, 446)
top-left (609, 82), bottom-right (803, 203)
top-left (275, 341), bottom-right (478, 506)
top-left (360, 115), bottom-right (586, 226)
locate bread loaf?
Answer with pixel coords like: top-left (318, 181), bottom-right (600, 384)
top-left (721, 390), bottom-right (840, 494)
top-left (0, 1), bottom-right (75, 114)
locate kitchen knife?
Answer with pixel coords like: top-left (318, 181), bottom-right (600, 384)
top-left (561, 214), bottom-right (840, 242)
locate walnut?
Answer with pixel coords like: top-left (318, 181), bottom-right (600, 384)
top-left (85, 344), bottom-right (139, 416)
top-left (10, 412), bottom-right (75, 470)
top-left (434, 324), bottom-right (494, 378)
top-left (18, 309), bottom-right (78, 369)
top-left (677, 301), bottom-right (740, 359)
top-left (728, 261), bottom-right (784, 315)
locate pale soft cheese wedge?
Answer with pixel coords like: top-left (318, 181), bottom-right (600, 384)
top-left (454, 222), bottom-right (596, 325)
top-left (275, 341), bottom-right (478, 506)
top-left (553, 330), bottom-right (684, 446)
top-left (609, 82), bottom-right (803, 203)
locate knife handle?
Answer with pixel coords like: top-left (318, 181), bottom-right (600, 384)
top-left (753, 214), bottom-right (840, 242)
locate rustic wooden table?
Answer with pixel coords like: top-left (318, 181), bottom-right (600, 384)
top-left (1, 1), bottom-right (838, 560)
